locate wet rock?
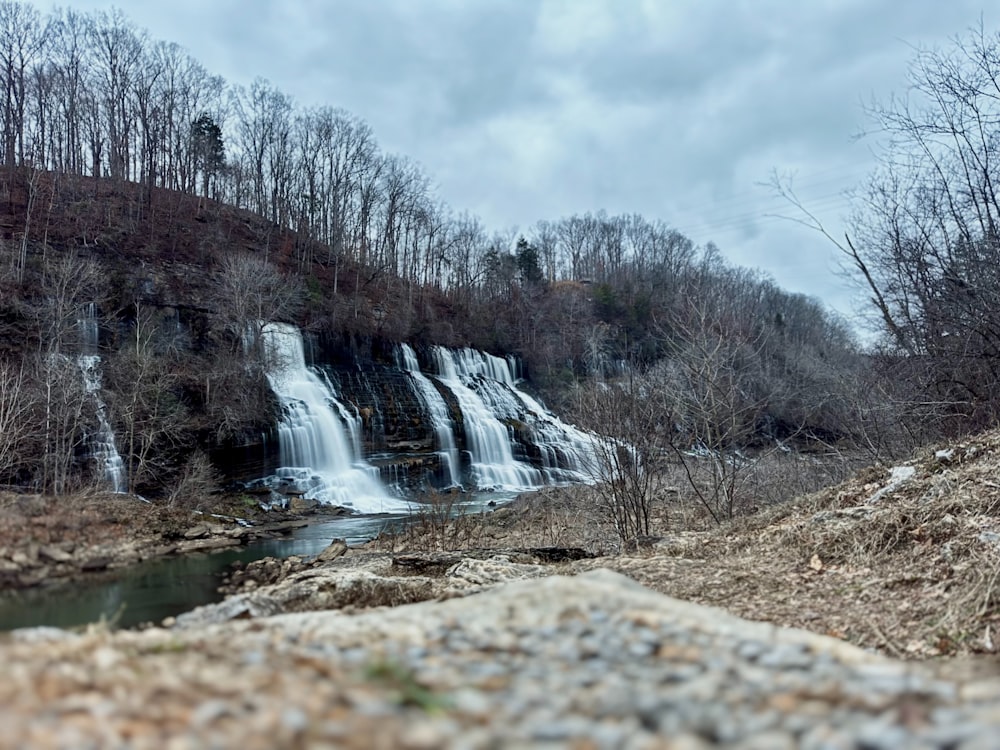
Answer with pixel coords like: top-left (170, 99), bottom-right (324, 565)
top-left (288, 496), bottom-right (320, 513)
top-left (249, 519), bottom-right (310, 537)
top-left (175, 537), bottom-right (240, 554)
top-left (80, 556), bottom-right (113, 572)
top-left (148, 543), bottom-right (178, 557)
top-left (219, 555), bottom-right (311, 594)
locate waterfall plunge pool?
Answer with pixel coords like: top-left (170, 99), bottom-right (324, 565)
top-left (0, 491), bottom-right (516, 633)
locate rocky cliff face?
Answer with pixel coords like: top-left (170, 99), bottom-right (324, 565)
top-left (222, 328), bottom-right (604, 504)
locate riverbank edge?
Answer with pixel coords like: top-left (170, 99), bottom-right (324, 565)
top-left (0, 491), bottom-right (353, 591)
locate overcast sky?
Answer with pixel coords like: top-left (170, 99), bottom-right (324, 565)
top-left (58, 0), bottom-right (992, 330)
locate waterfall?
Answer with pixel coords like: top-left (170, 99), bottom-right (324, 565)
top-left (76, 304), bottom-right (127, 493)
top-left (432, 347), bottom-right (606, 489)
top-left (78, 355), bottom-right (127, 493)
top-left (432, 347), bottom-right (542, 491)
top-left (78, 302), bottom-right (100, 351)
top-left (510, 389), bottom-right (606, 484)
top-left (262, 323), bottom-right (409, 513)
top-left (397, 344), bottom-right (461, 488)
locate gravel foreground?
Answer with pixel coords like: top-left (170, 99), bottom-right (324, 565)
top-left (3, 569), bottom-right (1000, 749)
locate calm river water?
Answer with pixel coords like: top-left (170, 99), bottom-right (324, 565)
top-left (0, 506), bottom-right (468, 632)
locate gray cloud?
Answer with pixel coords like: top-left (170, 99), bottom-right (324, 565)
top-left (56, 0), bottom-right (994, 325)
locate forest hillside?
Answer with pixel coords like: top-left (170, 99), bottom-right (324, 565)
top-left (0, 3), bottom-right (997, 512)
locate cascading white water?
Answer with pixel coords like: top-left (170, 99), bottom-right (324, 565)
top-left (262, 323), bottom-right (409, 513)
top-left (432, 347), bottom-right (543, 491)
top-left (431, 346), bottom-right (607, 488)
top-left (510, 388), bottom-right (607, 483)
top-left (398, 344), bottom-right (461, 488)
top-left (78, 302), bottom-right (100, 351)
top-left (78, 355), bottom-right (128, 493)
top-left (76, 304), bottom-right (126, 493)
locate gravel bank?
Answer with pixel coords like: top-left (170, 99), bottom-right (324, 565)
top-left (2, 569), bottom-right (999, 748)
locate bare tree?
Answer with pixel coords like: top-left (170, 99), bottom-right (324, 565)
top-left (0, 1), bottom-right (47, 171)
top-left (47, 7), bottom-right (90, 174)
top-left (31, 251), bottom-right (105, 354)
top-left (0, 356), bottom-right (34, 482)
top-left (88, 9), bottom-right (146, 182)
top-left (105, 304), bottom-right (188, 494)
top-left (234, 77), bottom-right (292, 221)
top-left (778, 26), bottom-right (1000, 431)
top-left (30, 350), bottom-right (89, 493)
top-left (571, 371), bottom-right (674, 545)
top-left (660, 304), bottom-right (772, 522)
top-left (216, 253), bottom-right (302, 360)
top-left (23, 252), bottom-right (106, 492)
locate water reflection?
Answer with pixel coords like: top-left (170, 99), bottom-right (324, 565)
top-left (0, 513), bottom-right (410, 632)
top-left (0, 495), bottom-right (512, 632)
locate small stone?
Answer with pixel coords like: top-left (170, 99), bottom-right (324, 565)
top-left (957, 731), bottom-right (1000, 750)
top-left (183, 523), bottom-right (209, 539)
top-left (281, 707), bottom-right (309, 732)
top-left (959, 679), bottom-right (1000, 703)
top-left (854, 720), bottom-right (911, 750)
top-left (38, 545), bottom-right (73, 563)
top-left (450, 688), bottom-right (492, 716)
top-left (798, 724), bottom-right (855, 750)
top-left (663, 733), bottom-right (713, 750)
top-left (92, 646), bottom-right (121, 670)
top-left (757, 643), bottom-right (813, 670)
top-left (191, 699), bottom-right (234, 727)
top-left (10, 551), bottom-right (32, 566)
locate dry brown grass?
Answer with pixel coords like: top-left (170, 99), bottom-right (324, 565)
top-left (365, 431), bottom-right (1000, 661)
top-left (368, 490), bottom-right (490, 554)
top-left (592, 431), bottom-right (1000, 659)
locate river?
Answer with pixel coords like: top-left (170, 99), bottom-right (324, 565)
top-left (0, 492), bottom-right (514, 632)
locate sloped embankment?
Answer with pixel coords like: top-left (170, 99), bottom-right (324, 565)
top-left (590, 430), bottom-right (1000, 659)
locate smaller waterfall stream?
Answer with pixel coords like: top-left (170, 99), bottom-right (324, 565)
top-left (398, 345), bottom-right (462, 488)
top-left (431, 346), bottom-right (607, 489)
top-left (78, 356), bottom-right (127, 493)
top-left (263, 323), bottom-right (409, 513)
top-left (76, 304), bottom-right (126, 493)
top-left (511, 389), bottom-right (605, 483)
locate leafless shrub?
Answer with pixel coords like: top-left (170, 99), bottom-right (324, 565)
top-left (373, 490), bottom-right (490, 553)
top-left (166, 451), bottom-right (220, 508)
top-left (0, 358), bottom-right (35, 481)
